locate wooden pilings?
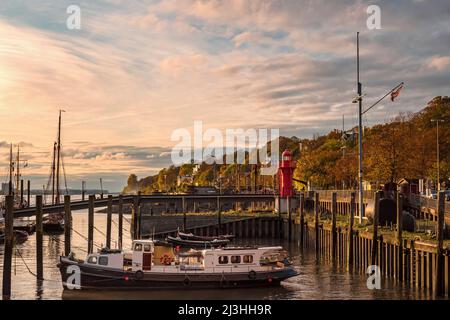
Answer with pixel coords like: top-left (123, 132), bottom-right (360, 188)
top-left (35, 195), bottom-right (44, 280)
top-left (2, 195), bottom-right (14, 300)
top-left (20, 179), bottom-right (24, 206)
top-left (347, 192), bottom-right (355, 269)
top-left (106, 195), bottom-right (112, 249)
top-left (434, 191), bottom-right (445, 296)
top-left (182, 196), bottom-right (187, 231)
top-left (299, 193), bottom-right (305, 247)
top-left (217, 196), bottom-right (222, 236)
top-left (131, 195), bottom-right (140, 240)
top-left (64, 195), bottom-right (72, 256)
top-left (371, 191), bottom-right (381, 266)
top-left (396, 192), bottom-right (403, 281)
top-left (27, 180), bottom-right (31, 207)
top-left (287, 196), bottom-right (292, 241)
top-left (118, 195), bottom-right (123, 250)
top-left (331, 192), bottom-right (337, 262)
top-left (314, 192), bottom-right (320, 255)
top-left (88, 195), bottom-right (94, 254)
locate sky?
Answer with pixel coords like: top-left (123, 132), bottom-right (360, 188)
top-left (0, 0), bottom-right (449, 192)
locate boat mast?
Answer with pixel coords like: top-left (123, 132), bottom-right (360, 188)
top-left (55, 110), bottom-right (62, 205)
top-left (16, 145), bottom-right (20, 197)
top-left (9, 143), bottom-right (13, 196)
top-left (51, 142), bottom-right (56, 205)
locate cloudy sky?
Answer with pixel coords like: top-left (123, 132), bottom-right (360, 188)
top-left (0, 0), bottom-right (449, 192)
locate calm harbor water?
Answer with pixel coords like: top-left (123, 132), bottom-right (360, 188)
top-left (0, 208), bottom-right (433, 300)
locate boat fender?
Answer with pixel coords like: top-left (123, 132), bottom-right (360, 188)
top-left (248, 270), bottom-right (257, 280)
top-left (183, 276), bottom-right (191, 286)
top-left (135, 270), bottom-right (144, 280)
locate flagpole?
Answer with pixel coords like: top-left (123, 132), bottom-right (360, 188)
top-left (361, 82), bottom-right (404, 116)
top-left (357, 32), bottom-right (364, 224)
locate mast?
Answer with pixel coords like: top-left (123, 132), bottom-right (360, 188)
top-left (9, 143), bottom-right (13, 196)
top-left (51, 142), bottom-right (56, 205)
top-left (55, 110), bottom-right (62, 205)
top-left (16, 145), bottom-right (20, 197)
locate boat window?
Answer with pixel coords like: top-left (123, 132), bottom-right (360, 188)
top-left (218, 256), bottom-right (229, 264)
top-left (231, 256), bottom-right (241, 264)
top-left (243, 255), bottom-right (254, 264)
top-left (87, 256), bottom-right (98, 264)
top-left (98, 256), bottom-right (108, 266)
top-left (144, 244), bottom-right (151, 252)
top-left (134, 243), bottom-right (143, 251)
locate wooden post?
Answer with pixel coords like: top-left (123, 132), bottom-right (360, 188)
top-left (371, 191), bottom-right (381, 266)
top-left (217, 196), bottom-right (222, 235)
top-left (132, 195), bottom-right (140, 239)
top-left (35, 195), bottom-right (44, 280)
top-left (331, 192), bottom-right (337, 262)
top-left (64, 195), bottom-right (71, 256)
top-left (315, 192), bottom-right (320, 255)
top-left (27, 180), bottom-right (31, 207)
top-left (182, 196), bottom-right (187, 231)
top-left (299, 193), bottom-right (305, 247)
top-left (88, 195), bottom-right (95, 254)
top-left (106, 195), bottom-right (112, 248)
top-left (396, 192), bottom-right (403, 281)
top-left (118, 195), bottom-right (123, 250)
top-left (20, 179), bottom-right (24, 206)
top-left (2, 195), bottom-right (14, 300)
top-left (434, 191), bottom-right (445, 296)
top-left (287, 196), bottom-right (292, 241)
top-left (348, 192), bottom-right (356, 269)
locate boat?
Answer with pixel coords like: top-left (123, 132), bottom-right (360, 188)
top-left (43, 213), bottom-right (65, 233)
top-left (44, 110), bottom-right (67, 232)
top-left (177, 231), bottom-right (235, 242)
top-left (0, 230), bottom-right (29, 244)
top-left (57, 239), bottom-right (298, 290)
top-left (166, 235), bottom-right (230, 248)
top-left (13, 219), bottom-right (36, 234)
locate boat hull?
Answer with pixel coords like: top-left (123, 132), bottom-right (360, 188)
top-left (58, 258), bottom-right (298, 290)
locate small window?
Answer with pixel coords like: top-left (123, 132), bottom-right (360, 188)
top-left (144, 244), bottom-right (151, 252)
top-left (218, 256), bottom-right (228, 264)
top-left (134, 243), bottom-right (143, 251)
top-left (98, 256), bottom-right (108, 266)
top-left (231, 256), bottom-right (241, 264)
top-left (87, 256), bottom-right (98, 264)
top-left (243, 255), bottom-right (254, 264)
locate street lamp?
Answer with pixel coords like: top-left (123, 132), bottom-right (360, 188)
top-left (431, 119), bottom-right (445, 191)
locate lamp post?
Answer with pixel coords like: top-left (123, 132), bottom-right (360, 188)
top-left (431, 119), bottom-right (444, 191)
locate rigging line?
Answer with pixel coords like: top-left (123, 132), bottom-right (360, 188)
top-left (14, 248), bottom-right (62, 283)
top-left (93, 225), bottom-right (106, 237)
top-left (71, 227), bottom-right (102, 248)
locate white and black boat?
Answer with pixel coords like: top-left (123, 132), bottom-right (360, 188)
top-left (58, 239), bottom-right (298, 290)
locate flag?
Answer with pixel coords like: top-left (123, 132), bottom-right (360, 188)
top-left (391, 85), bottom-right (404, 102)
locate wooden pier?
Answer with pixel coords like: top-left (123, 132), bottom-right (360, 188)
top-left (2, 191), bottom-right (449, 299)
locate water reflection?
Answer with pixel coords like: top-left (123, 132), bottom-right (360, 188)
top-left (0, 210), bottom-right (432, 300)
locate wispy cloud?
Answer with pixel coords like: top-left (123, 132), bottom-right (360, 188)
top-left (0, 0), bottom-right (449, 190)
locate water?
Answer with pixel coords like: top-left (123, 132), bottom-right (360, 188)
top-left (0, 210), bottom-right (433, 300)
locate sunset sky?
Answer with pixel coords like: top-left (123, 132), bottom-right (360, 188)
top-left (1, 0), bottom-right (449, 192)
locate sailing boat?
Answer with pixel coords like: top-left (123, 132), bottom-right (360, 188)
top-left (0, 143), bottom-right (28, 209)
top-left (43, 110), bottom-right (66, 233)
